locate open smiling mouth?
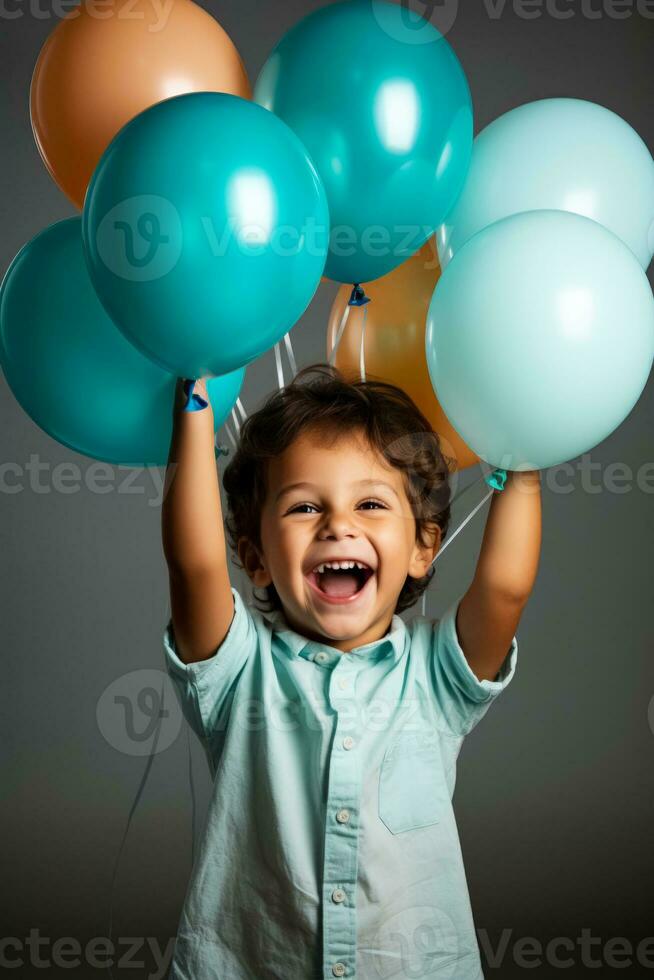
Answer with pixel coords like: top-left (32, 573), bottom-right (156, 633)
top-left (305, 564), bottom-right (376, 605)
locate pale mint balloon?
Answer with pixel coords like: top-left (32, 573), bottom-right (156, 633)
top-left (426, 210), bottom-right (654, 471)
top-left (437, 98), bottom-right (654, 271)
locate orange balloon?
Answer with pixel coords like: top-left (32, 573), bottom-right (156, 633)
top-left (31, 0), bottom-right (251, 209)
top-left (326, 238), bottom-right (479, 471)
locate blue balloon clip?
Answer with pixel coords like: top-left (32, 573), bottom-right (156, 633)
top-left (348, 283), bottom-right (371, 307)
top-left (484, 468), bottom-right (508, 491)
top-left (182, 379), bottom-right (209, 413)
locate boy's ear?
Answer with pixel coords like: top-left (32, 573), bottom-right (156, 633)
top-left (237, 536), bottom-right (272, 587)
top-left (408, 522), bottom-right (442, 580)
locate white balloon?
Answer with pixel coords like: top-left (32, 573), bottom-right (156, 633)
top-left (438, 98), bottom-right (654, 271)
top-left (427, 210), bottom-right (654, 471)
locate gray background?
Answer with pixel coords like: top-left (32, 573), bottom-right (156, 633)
top-left (2, 1), bottom-right (653, 978)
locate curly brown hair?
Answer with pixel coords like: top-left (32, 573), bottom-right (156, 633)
top-left (222, 362), bottom-right (453, 616)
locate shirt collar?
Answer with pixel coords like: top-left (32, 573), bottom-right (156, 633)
top-left (263, 604), bottom-right (408, 666)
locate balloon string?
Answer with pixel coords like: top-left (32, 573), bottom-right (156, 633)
top-left (329, 303), bottom-right (351, 366)
top-left (359, 303), bottom-right (368, 382)
top-left (274, 340), bottom-right (285, 390)
top-left (216, 329), bottom-right (296, 456)
top-left (283, 330), bottom-right (298, 377)
top-left (224, 423), bottom-right (237, 449)
top-left (329, 282), bottom-right (371, 367)
top-left (433, 487), bottom-right (494, 567)
top-left (451, 470), bottom-right (487, 506)
top-left (274, 330), bottom-right (299, 390)
top-left (106, 679), bottom-right (166, 980)
top-left (107, 342), bottom-right (283, 958)
top-left (235, 397), bottom-right (248, 423)
top-left (187, 722), bottom-right (197, 869)
top-left (419, 470), bottom-right (498, 616)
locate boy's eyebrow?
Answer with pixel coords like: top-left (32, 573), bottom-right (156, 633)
top-left (275, 478), bottom-right (401, 502)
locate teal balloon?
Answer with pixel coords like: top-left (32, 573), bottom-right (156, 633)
top-left (438, 98), bottom-right (654, 271)
top-left (255, 0), bottom-right (472, 284)
top-left (426, 210), bottom-right (654, 471)
top-left (83, 92), bottom-right (328, 379)
top-left (0, 218), bottom-right (244, 466)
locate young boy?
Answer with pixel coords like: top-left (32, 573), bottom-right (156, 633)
top-left (161, 363), bottom-right (541, 980)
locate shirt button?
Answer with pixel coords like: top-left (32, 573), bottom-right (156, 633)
top-left (342, 736), bottom-right (355, 750)
top-left (335, 808), bottom-right (350, 823)
top-left (331, 887), bottom-right (346, 903)
top-left (337, 678), bottom-right (348, 689)
top-left (315, 651), bottom-right (329, 664)
top-left (332, 963), bottom-right (346, 977)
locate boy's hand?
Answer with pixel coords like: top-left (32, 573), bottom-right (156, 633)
top-left (164, 375), bottom-right (233, 663)
top-left (455, 469), bottom-right (542, 683)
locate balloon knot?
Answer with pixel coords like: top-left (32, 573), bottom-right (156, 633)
top-left (485, 468), bottom-right (507, 491)
top-left (348, 283), bottom-right (370, 307)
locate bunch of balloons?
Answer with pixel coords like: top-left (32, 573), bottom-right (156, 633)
top-left (330, 98), bottom-right (654, 471)
top-left (1, 0), bottom-right (332, 463)
top-left (1, 0), bottom-right (653, 474)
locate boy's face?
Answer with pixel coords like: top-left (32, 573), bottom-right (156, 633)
top-left (238, 428), bottom-right (441, 652)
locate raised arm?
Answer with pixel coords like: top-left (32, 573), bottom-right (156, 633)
top-left (455, 470), bottom-right (542, 682)
top-left (161, 379), bottom-right (234, 663)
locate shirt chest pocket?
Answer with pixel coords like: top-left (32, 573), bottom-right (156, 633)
top-left (378, 730), bottom-right (450, 834)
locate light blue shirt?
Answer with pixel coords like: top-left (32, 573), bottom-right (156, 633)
top-left (163, 586), bottom-right (518, 980)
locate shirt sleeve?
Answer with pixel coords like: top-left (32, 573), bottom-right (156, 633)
top-left (428, 597), bottom-right (518, 736)
top-left (163, 586), bottom-right (257, 743)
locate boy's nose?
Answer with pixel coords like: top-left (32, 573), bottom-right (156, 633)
top-left (318, 513), bottom-right (359, 538)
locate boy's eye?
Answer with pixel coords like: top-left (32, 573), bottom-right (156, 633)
top-left (287, 499), bottom-right (387, 515)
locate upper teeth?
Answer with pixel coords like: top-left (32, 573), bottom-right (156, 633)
top-left (313, 560), bottom-right (370, 574)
